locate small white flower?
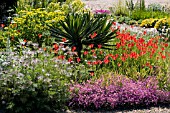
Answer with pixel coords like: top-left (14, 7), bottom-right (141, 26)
top-left (42, 69), bottom-right (45, 72)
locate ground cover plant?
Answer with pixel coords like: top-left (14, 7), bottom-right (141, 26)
top-left (140, 17), bottom-right (170, 41)
top-left (0, 0), bottom-right (170, 113)
top-left (0, 45), bottom-right (73, 113)
top-left (69, 75), bottom-right (170, 110)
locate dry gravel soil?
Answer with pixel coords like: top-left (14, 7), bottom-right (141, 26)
top-left (82, 0), bottom-right (170, 10)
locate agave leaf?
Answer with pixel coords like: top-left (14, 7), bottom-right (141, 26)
top-left (49, 12), bottom-right (117, 58)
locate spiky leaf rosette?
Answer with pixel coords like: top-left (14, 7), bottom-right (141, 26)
top-left (49, 12), bottom-right (117, 59)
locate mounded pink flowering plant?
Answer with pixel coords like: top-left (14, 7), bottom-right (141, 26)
top-left (69, 75), bottom-right (170, 110)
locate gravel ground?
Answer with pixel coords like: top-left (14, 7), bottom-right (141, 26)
top-left (82, 0), bottom-right (170, 10)
top-left (66, 104), bottom-right (170, 113)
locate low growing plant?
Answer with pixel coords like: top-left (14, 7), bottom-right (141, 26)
top-left (130, 10), bottom-right (170, 21)
top-left (140, 18), bottom-right (158, 28)
top-left (69, 75), bottom-right (170, 110)
top-left (0, 49), bottom-right (70, 113)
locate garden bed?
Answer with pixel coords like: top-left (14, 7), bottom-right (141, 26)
top-left (0, 0), bottom-right (170, 113)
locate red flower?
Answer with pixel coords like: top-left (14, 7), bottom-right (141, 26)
top-left (53, 44), bottom-right (59, 50)
top-left (143, 30), bottom-right (147, 35)
top-left (91, 49), bottom-right (95, 53)
top-left (128, 43), bottom-right (134, 48)
top-left (129, 52), bottom-right (139, 59)
top-left (112, 22), bottom-right (116, 26)
top-left (111, 54), bottom-right (118, 60)
top-left (121, 56), bottom-right (126, 62)
top-left (58, 55), bottom-right (65, 60)
top-left (38, 34), bottom-right (42, 38)
top-left (116, 43), bottom-right (121, 49)
top-left (93, 61), bottom-right (98, 65)
top-left (117, 63), bottom-right (121, 67)
top-left (145, 62), bottom-right (150, 67)
top-left (72, 46), bottom-right (76, 52)
top-left (93, 53), bottom-right (97, 58)
top-left (149, 65), bottom-right (152, 69)
top-left (103, 58), bottom-right (109, 64)
top-left (62, 37), bottom-right (67, 42)
top-left (68, 58), bottom-right (73, 62)
top-left (164, 43), bottom-right (168, 47)
top-left (89, 44), bottom-right (94, 48)
top-left (43, 48), bottom-right (46, 51)
top-left (23, 39), bottom-right (27, 42)
top-left (97, 60), bottom-right (102, 64)
top-left (77, 57), bottom-right (81, 63)
top-left (90, 32), bottom-right (97, 39)
top-left (100, 50), bottom-right (103, 55)
top-left (83, 51), bottom-right (88, 55)
top-left (111, 27), bottom-right (116, 32)
top-left (105, 55), bottom-right (109, 59)
top-left (89, 71), bottom-right (94, 76)
top-left (98, 44), bottom-right (102, 49)
top-left (138, 38), bottom-right (145, 43)
top-left (1, 24), bottom-right (5, 28)
top-left (161, 47), bottom-right (165, 51)
top-left (87, 61), bottom-right (91, 65)
top-left (139, 51), bottom-right (146, 56)
top-left (161, 55), bottom-right (166, 59)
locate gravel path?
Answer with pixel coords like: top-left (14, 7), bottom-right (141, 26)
top-left (66, 104), bottom-right (170, 113)
top-left (82, 0), bottom-right (170, 10)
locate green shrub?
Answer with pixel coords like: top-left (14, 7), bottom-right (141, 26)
top-left (47, 0), bottom-right (85, 13)
top-left (110, 0), bottom-right (129, 16)
top-left (132, 0), bottom-right (146, 11)
top-left (126, 0), bottom-right (134, 11)
top-left (131, 10), bottom-right (170, 20)
top-left (117, 16), bottom-right (132, 24)
top-left (1, 0), bottom-right (85, 49)
top-left (2, 8), bottom-right (65, 48)
top-left (148, 3), bottom-right (163, 11)
top-left (17, 0), bottom-right (66, 9)
top-left (0, 30), bottom-right (6, 50)
top-left (0, 51), bottom-right (70, 113)
top-left (49, 12), bottom-right (117, 59)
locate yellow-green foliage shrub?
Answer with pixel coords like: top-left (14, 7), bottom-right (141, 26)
top-left (47, 0), bottom-right (85, 13)
top-left (4, 8), bottom-right (65, 47)
top-left (2, 0), bottom-right (85, 48)
top-left (140, 18), bottom-right (158, 28)
top-left (110, 0), bottom-right (129, 16)
top-left (0, 30), bottom-right (6, 50)
top-left (154, 18), bottom-right (168, 29)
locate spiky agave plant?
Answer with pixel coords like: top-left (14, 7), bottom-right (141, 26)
top-left (49, 12), bottom-right (117, 59)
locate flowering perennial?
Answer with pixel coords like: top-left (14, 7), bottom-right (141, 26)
top-left (69, 76), bottom-right (170, 109)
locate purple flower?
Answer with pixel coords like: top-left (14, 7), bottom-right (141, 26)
top-left (94, 9), bottom-right (111, 14)
top-left (69, 76), bottom-right (170, 109)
